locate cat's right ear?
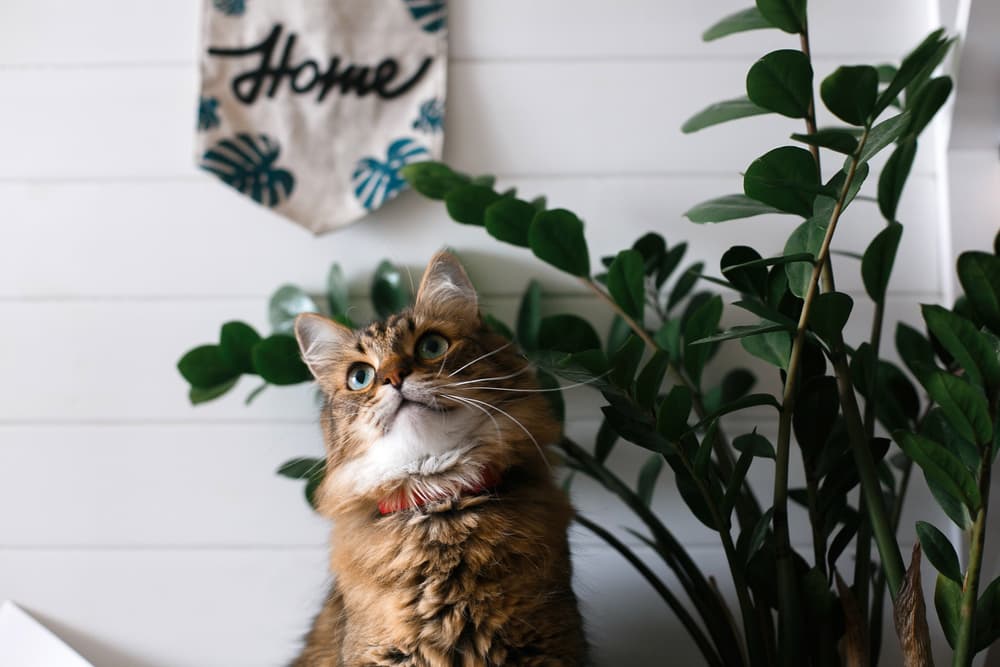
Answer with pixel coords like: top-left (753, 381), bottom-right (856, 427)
top-left (294, 313), bottom-right (355, 380)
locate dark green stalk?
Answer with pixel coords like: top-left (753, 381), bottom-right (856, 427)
top-left (574, 513), bottom-right (725, 667)
top-left (952, 449), bottom-right (992, 666)
top-left (870, 456), bottom-right (914, 663)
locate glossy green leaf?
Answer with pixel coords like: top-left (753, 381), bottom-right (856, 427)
top-left (915, 521), bottom-right (962, 583)
top-left (632, 233), bottom-right (667, 273)
top-left (734, 431), bottom-right (776, 458)
top-left (484, 197), bottom-right (536, 247)
top-left (793, 376), bottom-right (840, 454)
top-left (326, 264), bottom-right (350, 321)
top-left (189, 377), bottom-right (238, 405)
top-left (722, 368), bottom-right (756, 403)
top-left (741, 327), bottom-right (792, 370)
top-left (755, 0), bottom-right (805, 33)
top-left (657, 385), bottom-right (693, 440)
top-left (684, 296), bottom-right (723, 387)
top-left (516, 281), bottom-right (542, 352)
top-left (896, 321), bottom-right (936, 379)
top-left (721, 246), bottom-right (767, 297)
top-left (529, 209), bottom-right (591, 277)
top-left (820, 65), bottom-right (879, 126)
top-left (862, 222), bottom-right (904, 302)
top-left (178, 345), bottom-right (238, 389)
top-left (858, 112), bottom-right (912, 163)
top-left (790, 129), bottom-right (859, 155)
top-left (922, 407), bottom-right (981, 471)
top-left (684, 194), bottom-right (782, 223)
top-left (935, 573), bottom-right (962, 649)
top-left (277, 457), bottom-right (324, 480)
top-left (975, 576), bottom-right (1000, 651)
top-left (746, 50), bottom-right (813, 119)
top-left (923, 304), bottom-right (1000, 390)
top-left (681, 96), bottom-right (770, 133)
top-left (538, 314), bottom-right (602, 354)
top-left (607, 250), bottom-right (646, 321)
top-left (877, 138), bottom-right (917, 221)
top-left (595, 417), bottom-right (619, 463)
top-left (268, 284), bottom-right (319, 334)
top-left (399, 161), bottom-right (469, 200)
top-left (637, 454), bottom-right (664, 506)
top-left (722, 252), bottom-right (814, 274)
top-left (923, 371), bottom-right (993, 445)
top-left (667, 263), bottom-right (704, 312)
top-left (611, 335), bottom-right (646, 389)
top-left (694, 393), bottom-right (782, 427)
top-left (744, 146), bottom-right (819, 217)
top-left (252, 335), bottom-right (311, 386)
top-left (703, 6), bottom-right (773, 41)
top-left (656, 243), bottom-right (688, 288)
top-left (784, 216), bottom-right (826, 298)
top-left (907, 76), bottom-right (953, 136)
top-left (810, 292), bottom-right (853, 344)
top-left (445, 184), bottom-right (501, 225)
top-left (636, 351), bottom-right (670, 409)
top-left (371, 260), bottom-right (411, 318)
top-left (895, 430), bottom-right (981, 512)
top-left (957, 252), bottom-right (1000, 335)
top-left (653, 324), bottom-right (681, 373)
top-left (219, 321), bottom-right (261, 375)
top-left (814, 161), bottom-right (869, 220)
top-left (692, 322), bottom-right (788, 346)
top-left (875, 29), bottom-right (950, 117)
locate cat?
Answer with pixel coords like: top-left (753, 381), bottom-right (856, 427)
top-left (290, 250), bottom-right (587, 667)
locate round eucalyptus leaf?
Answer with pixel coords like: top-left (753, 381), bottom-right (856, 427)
top-left (528, 209), bottom-right (591, 277)
top-left (444, 184), bottom-right (501, 226)
top-left (178, 344), bottom-right (239, 389)
top-left (371, 260), bottom-right (411, 318)
top-left (219, 321), bottom-right (261, 375)
top-left (326, 263), bottom-right (350, 319)
top-left (820, 65), bottom-right (879, 126)
top-left (252, 335), bottom-right (312, 386)
top-left (746, 50), bottom-right (813, 119)
top-left (269, 285), bottom-right (319, 334)
top-left (744, 147), bottom-right (819, 217)
top-left (399, 162), bottom-right (469, 200)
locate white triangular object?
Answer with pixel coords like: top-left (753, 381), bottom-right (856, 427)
top-left (0, 601), bottom-right (94, 667)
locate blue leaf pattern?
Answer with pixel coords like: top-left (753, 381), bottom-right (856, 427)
top-left (197, 96), bottom-right (220, 131)
top-left (401, 0), bottom-right (447, 33)
top-left (412, 98), bottom-right (445, 134)
top-left (212, 0), bottom-right (246, 16)
top-left (352, 138), bottom-right (429, 210)
top-left (201, 133), bottom-right (295, 208)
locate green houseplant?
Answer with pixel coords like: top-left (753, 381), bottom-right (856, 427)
top-left (178, 3), bottom-right (1000, 665)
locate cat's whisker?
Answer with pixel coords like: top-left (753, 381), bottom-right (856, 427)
top-left (445, 394), bottom-right (552, 473)
top-left (441, 365), bottom-right (533, 387)
top-left (446, 343), bottom-right (512, 377)
top-left (440, 394), bottom-right (503, 444)
top-left (453, 371), bottom-right (611, 395)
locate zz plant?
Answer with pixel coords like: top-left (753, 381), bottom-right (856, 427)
top-left (176, 3), bottom-right (1000, 665)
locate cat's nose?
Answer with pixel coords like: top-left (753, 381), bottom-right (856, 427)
top-left (382, 367), bottom-right (411, 389)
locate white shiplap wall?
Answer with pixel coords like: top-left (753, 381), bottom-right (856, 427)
top-left (0, 1), bottom-right (956, 665)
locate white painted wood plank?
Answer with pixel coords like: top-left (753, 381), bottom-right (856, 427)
top-left (0, 60), bottom-right (937, 180)
top-left (0, 542), bottom-right (951, 667)
top-left (0, 0), bottom-right (934, 66)
top-left (0, 173), bottom-right (944, 299)
top-left (0, 294), bottom-right (934, 424)
top-left (0, 545), bottom-right (693, 667)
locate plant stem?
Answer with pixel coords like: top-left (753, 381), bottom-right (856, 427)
top-left (953, 449), bottom-right (992, 667)
top-left (582, 277), bottom-right (657, 349)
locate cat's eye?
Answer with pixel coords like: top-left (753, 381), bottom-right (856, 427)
top-left (416, 333), bottom-right (450, 360)
top-left (346, 363), bottom-right (376, 391)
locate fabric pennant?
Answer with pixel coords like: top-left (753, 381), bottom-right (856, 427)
top-left (196, 1), bottom-right (447, 233)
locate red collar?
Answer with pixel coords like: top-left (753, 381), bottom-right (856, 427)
top-left (378, 467), bottom-right (503, 515)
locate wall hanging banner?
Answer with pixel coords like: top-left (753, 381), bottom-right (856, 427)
top-left (196, 0), bottom-right (447, 234)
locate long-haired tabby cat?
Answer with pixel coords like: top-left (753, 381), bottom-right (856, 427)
top-left (290, 251), bottom-right (586, 667)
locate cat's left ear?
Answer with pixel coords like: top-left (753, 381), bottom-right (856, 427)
top-left (414, 250), bottom-right (479, 323)
top-left (294, 313), bottom-right (355, 381)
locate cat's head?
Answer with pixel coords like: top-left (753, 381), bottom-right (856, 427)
top-left (294, 251), bottom-right (560, 517)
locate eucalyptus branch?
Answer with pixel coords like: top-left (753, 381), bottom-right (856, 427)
top-left (953, 448), bottom-right (993, 666)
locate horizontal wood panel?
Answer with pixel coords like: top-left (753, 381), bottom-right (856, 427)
top-left (0, 0), bottom-right (934, 66)
top-left (0, 545), bottom-right (690, 667)
top-left (0, 295), bottom-right (933, 424)
top-left (0, 174), bottom-right (944, 299)
top-left (0, 542), bottom-right (947, 667)
top-left (0, 60), bottom-right (938, 181)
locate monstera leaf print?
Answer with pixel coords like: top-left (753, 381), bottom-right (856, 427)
top-left (402, 0), bottom-right (446, 33)
top-left (212, 0), bottom-right (246, 16)
top-left (353, 138), bottom-right (429, 210)
top-left (201, 133), bottom-right (295, 208)
top-left (197, 96), bottom-right (220, 131)
top-left (412, 98), bottom-right (444, 133)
